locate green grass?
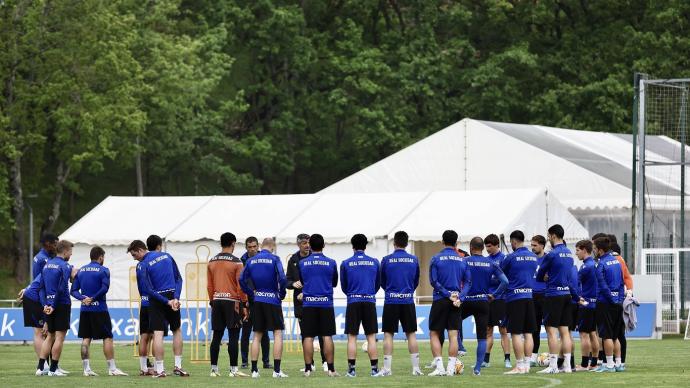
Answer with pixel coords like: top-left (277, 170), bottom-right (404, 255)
top-left (0, 339), bottom-right (688, 387)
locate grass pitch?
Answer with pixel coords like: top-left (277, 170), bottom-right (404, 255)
top-left (0, 339), bottom-right (688, 387)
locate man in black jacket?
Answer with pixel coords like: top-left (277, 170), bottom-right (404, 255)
top-left (286, 233), bottom-right (327, 372)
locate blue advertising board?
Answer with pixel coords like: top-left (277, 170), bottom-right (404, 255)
top-left (0, 303), bottom-right (656, 341)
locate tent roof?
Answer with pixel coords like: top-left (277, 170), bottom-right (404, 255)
top-left (60, 196), bottom-right (212, 245)
top-left (166, 194), bottom-right (315, 242)
top-left (321, 118), bottom-right (687, 210)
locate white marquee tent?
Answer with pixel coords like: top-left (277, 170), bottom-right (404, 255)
top-left (321, 118), bottom-right (690, 247)
top-left (60, 188), bottom-right (587, 305)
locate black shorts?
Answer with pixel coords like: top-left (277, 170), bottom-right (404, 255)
top-left (533, 292), bottom-right (545, 329)
top-left (301, 307), bottom-right (336, 338)
top-left (568, 303), bottom-right (579, 331)
top-left (46, 304), bottom-right (70, 333)
top-left (460, 300), bottom-right (489, 339)
top-left (149, 292), bottom-right (182, 332)
top-left (543, 295), bottom-right (573, 328)
top-left (488, 299), bottom-right (507, 327)
top-left (577, 307), bottom-right (597, 333)
top-left (251, 301), bottom-right (284, 332)
top-left (345, 302), bottom-right (378, 335)
top-left (429, 298), bottom-right (461, 332)
top-left (506, 299), bottom-right (537, 334)
top-left (78, 311), bottom-right (113, 339)
top-left (382, 303), bottom-right (417, 333)
top-left (22, 298), bottom-right (45, 328)
top-left (596, 302), bottom-right (624, 340)
top-left (139, 306), bottom-right (152, 334)
top-left (212, 300), bottom-right (243, 331)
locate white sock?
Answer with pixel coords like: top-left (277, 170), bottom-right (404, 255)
top-left (531, 354), bottom-right (537, 362)
top-left (447, 357), bottom-right (457, 372)
top-left (606, 356), bottom-right (614, 368)
top-left (411, 353), bottom-right (420, 370)
top-left (516, 359), bottom-right (522, 369)
top-left (564, 353), bottom-right (572, 370)
top-left (434, 356), bottom-right (443, 370)
top-left (615, 357), bottom-right (622, 367)
top-left (231, 366), bottom-right (238, 373)
top-left (83, 359), bottom-right (90, 371)
top-left (549, 354), bottom-right (558, 369)
top-left (211, 364), bottom-right (218, 372)
top-left (383, 355), bottom-right (392, 371)
top-left (174, 355), bottom-right (182, 369)
top-left (107, 359), bottom-right (116, 371)
top-left (139, 356), bottom-right (148, 371)
top-left (155, 360), bottom-right (164, 374)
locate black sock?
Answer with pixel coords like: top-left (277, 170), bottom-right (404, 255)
top-left (327, 363), bottom-right (335, 372)
top-left (305, 363), bottom-right (312, 372)
top-left (570, 355), bottom-right (575, 369)
top-left (274, 359), bottom-right (281, 373)
top-left (557, 357), bottom-right (564, 368)
top-left (251, 361), bottom-right (258, 373)
top-left (147, 358), bottom-right (153, 368)
top-left (50, 359), bottom-right (59, 373)
top-left (370, 359), bottom-right (378, 373)
top-left (37, 359), bottom-right (46, 371)
top-left (484, 353), bottom-right (490, 363)
top-left (581, 356), bottom-right (589, 367)
top-left (504, 353), bottom-right (510, 362)
top-left (598, 350), bottom-right (605, 362)
top-left (348, 359), bottom-right (356, 373)
top-left (590, 356), bottom-right (598, 367)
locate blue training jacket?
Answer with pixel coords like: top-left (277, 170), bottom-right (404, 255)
top-left (464, 254), bottom-right (508, 301)
top-left (70, 261), bottom-right (110, 312)
top-left (239, 249), bottom-right (287, 306)
top-left (596, 252), bottom-right (625, 304)
top-left (533, 255), bottom-right (547, 294)
top-left (40, 257), bottom-right (71, 307)
top-left (489, 251), bottom-right (507, 300)
top-left (141, 251), bottom-right (183, 304)
top-left (340, 250), bottom-right (380, 304)
top-left (23, 274), bottom-right (47, 304)
top-left (380, 249), bottom-right (419, 304)
top-left (32, 248), bottom-right (52, 280)
top-left (298, 252), bottom-right (338, 308)
top-left (136, 257), bottom-right (150, 307)
top-left (500, 246), bottom-right (538, 302)
top-left (569, 264), bottom-right (581, 304)
top-left (578, 257), bottom-right (598, 309)
top-left (429, 247), bottom-right (471, 302)
top-left (536, 243), bottom-right (577, 297)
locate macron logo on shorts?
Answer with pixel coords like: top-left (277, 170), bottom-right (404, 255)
top-left (305, 296), bottom-right (330, 302)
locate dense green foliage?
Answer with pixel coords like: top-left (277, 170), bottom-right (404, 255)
top-left (2, 0), bottom-right (690, 280)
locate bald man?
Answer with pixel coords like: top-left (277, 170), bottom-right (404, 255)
top-left (240, 238), bottom-right (288, 378)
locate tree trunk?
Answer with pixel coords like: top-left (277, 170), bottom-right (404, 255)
top-left (40, 160), bottom-right (70, 235)
top-left (10, 155), bottom-right (28, 283)
top-left (135, 135), bottom-right (144, 196)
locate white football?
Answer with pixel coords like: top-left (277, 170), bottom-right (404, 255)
top-left (313, 340), bottom-right (321, 352)
top-left (537, 352), bottom-right (550, 367)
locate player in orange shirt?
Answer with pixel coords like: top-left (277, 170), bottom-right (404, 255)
top-left (207, 232), bottom-right (248, 377)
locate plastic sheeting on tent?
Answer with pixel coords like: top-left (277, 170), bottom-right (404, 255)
top-left (60, 196), bottom-right (213, 245)
top-left (275, 191), bottom-right (430, 244)
top-left (165, 194), bottom-right (315, 242)
top-left (395, 188), bottom-right (588, 242)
